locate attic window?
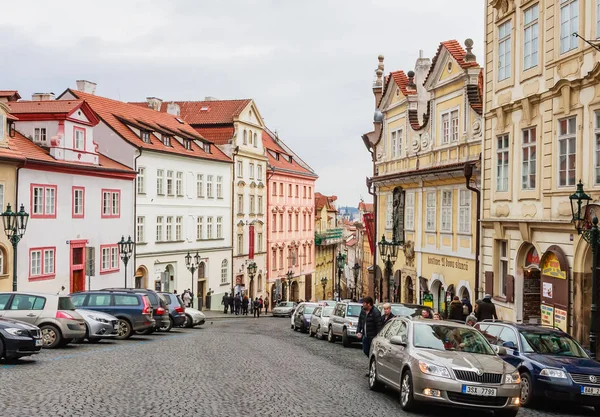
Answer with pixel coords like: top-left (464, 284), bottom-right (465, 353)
top-left (184, 139), bottom-right (192, 150)
top-left (200, 106), bottom-right (210, 111)
top-left (176, 118), bottom-right (184, 124)
top-left (203, 143), bottom-right (210, 153)
top-left (141, 130), bottom-right (151, 143)
top-left (162, 135), bottom-right (171, 147)
top-left (447, 61), bottom-right (453, 72)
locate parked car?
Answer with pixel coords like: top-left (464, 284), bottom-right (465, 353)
top-left (181, 307), bottom-right (205, 328)
top-left (0, 317), bottom-right (43, 360)
top-left (309, 305), bottom-right (335, 340)
top-left (318, 300), bottom-right (338, 307)
top-left (159, 292), bottom-right (187, 331)
top-left (369, 317), bottom-right (521, 416)
top-left (272, 301), bottom-right (297, 318)
top-left (475, 320), bottom-right (600, 411)
top-left (0, 292), bottom-right (85, 348)
top-left (75, 309), bottom-right (119, 342)
top-left (101, 288), bottom-right (170, 333)
top-left (293, 303), bottom-right (318, 333)
top-left (70, 291), bottom-right (155, 339)
top-left (376, 303), bottom-right (434, 319)
top-left (328, 301), bottom-right (363, 347)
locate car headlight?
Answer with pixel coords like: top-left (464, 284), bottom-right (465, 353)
top-left (505, 371), bottom-right (521, 384)
top-left (540, 369), bottom-right (567, 379)
top-left (91, 317), bottom-right (109, 323)
top-left (418, 361), bottom-right (452, 379)
top-left (347, 322), bottom-right (354, 328)
top-left (4, 328), bottom-right (29, 337)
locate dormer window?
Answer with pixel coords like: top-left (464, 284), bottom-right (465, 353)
top-left (141, 130), bottom-right (151, 143)
top-left (184, 140), bottom-right (192, 150)
top-left (74, 127), bottom-right (85, 151)
top-left (34, 127), bottom-right (47, 144)
top-left (162, 135), bottom-right (171, 147)
top-left (204, 143), bottom-right (210, 153)
top-left (0, 114), bottom-right (5, 140)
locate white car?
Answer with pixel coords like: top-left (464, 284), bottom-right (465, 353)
top-left (182, 307), bottom-right (205, 328)
top-left (290, 302), bottom-right (306, 329)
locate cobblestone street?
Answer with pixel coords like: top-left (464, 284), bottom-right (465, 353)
top-left (0, 316), bottom-right (596, 417)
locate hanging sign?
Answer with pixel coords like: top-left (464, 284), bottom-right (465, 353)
top-left (541, 253), bottom-right (566, 280)
top-left (525, 247), bottom-right (540, 268)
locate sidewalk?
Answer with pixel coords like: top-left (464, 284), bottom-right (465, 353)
top-left (201, 310), bottom-right (274, 319)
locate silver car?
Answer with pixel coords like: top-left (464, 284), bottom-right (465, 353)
top-left (272, 301), bottom-right (297, 318)
top-left (76, 309), bottom-right (119, 342)
top-left (309, 305), bottom-right (335, 340)
top-left (368, 318), bottom-right (521, 417)
top-left (328, 301), bottom-right (362, 347)
top-left (181, 307), bottom-right (205, 328)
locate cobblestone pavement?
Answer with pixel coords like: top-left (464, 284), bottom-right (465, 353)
top-left (0, 315), bottom-right (596, 417)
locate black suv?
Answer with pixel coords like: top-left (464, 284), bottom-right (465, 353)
top-left (0, 317), bottom-right (43, 360)
top-left (71, 291), bottom-right (155, 339)
top-left (102, 288), bottom-right (170, 334)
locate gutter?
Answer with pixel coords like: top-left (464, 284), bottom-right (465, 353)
top-left (133, 148), bottom-right (143, 280)
top-left (464, 160), bottom-right (481, 300)
top-left (266, 165), bottom-right (276, 299)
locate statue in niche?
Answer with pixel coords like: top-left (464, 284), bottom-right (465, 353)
top-left (392, 187), bottom-right (405, 244)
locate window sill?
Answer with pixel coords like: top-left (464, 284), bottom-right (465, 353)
top-left (0, 274), bottom-right (8, 279)
top-left (493, 295), bottom-right (507, 303)
top-left (457, 231), bottom-right (473, 237)
top-left (136, 242), bottom-right (148, 246)
top-left (137, 192), bottom-right (147, 196)
top-left (29, 274), bottom-right (56, 281)
top-left (217, 197), bottom-right (224, 200)
top-left (220, 282), bottom-right (230, 286)
top-left (100, 269), bottom-right (120, 275)
top-left (156, 240), bottom-right (186, 244)
top-left (198, 238), bottom-right (225, 242)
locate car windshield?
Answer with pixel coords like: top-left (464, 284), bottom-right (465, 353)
top-left (519, 330), bottom-right (588, 358)
top-left (279, 302), bottom-right (294, 308)
top-left (305, 306), bottom-right (316, 314)
top-left (391, 305), bottom-right (433, 318)
top-left (413, 323), bottom-right (495, 355)
top-left (347, 305), bottom-right (362, 317)
top-left (322, 307), bottom-right (334, 317)
top-left (58, 297), bottom-right (76, 311)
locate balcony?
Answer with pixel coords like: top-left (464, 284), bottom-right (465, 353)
top-left (315, 228), bottom-right (343, 246)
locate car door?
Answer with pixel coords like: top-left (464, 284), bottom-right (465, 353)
top-left (388, 320), bottom-right (409, 385)
top-left (378, 320), bottom-right (404, 383)
top-left (3, 294), bottom-right (44, 324)
top-left (0, 293), bottom-right (13, 317)
top-left (295, 305), bottom-right (304, 327)
top-left (311, 307), bottom-right (321, 332)
top-left (333, 304), bottom-right (345, 335)
top-left (496, 327), bottom-right (522, 368)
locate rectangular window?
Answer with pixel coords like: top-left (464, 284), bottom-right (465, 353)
top-left (303, 186), bottom-right (307, 198)
top-left (156, 216), bottom-right (164, 241)
top-left (303, 214), bottom-right (307, 231)
top-left (279, 248), bottom-right (283, 269)
top-left (237, 234), bottom-right (244, 255)
top-left (101, 190), bottom-right (120, 218)
top-left (499, 241), bottom-right (509, 296)
top-left (295, 185), bottom-right (299, 197)
top-left (73, 127), bottom-right (85, 150)
top-left (237, 161), bottom-right (243, 178)
top-left (166, 217), bottom-right (173, 241)
top-left (451, 111), bottom-right (459, 142)
top-left (207, 175), bottom-right (213, 198)
top-left (157, 169), bottom-right (165, 195)
top-left (405, 193), bottom-right (415, 231)
top-left (295, 213), bottom-right (299, 231)
top-left (272, 250), bottom-right (277, 270)
top-left (426, 191), bottom-right (436, 232)
top-left (72, 187), bottom-right (84, 218)
top-left (100, 245), bottom-right (119, 274)
top-left (279, 214), bottom-right (284, 232)
top-left (137, 167), bottom-right (145, 194)
top-left (559, 117), bottom-right (577, 186)
top-left (257, 233), bottom-right (263, 252)
top-left (249, 163), bottom-right (255, 179)
top-left (308, 214), bottom-right (312, 231)
top-left (560, 0), bottom-right (579, 54)
top-left (136, 216), bottom-right (145, 242)
top-left (207, 217), bottom-right (213, 239)
top-left (217, 217), bottom-right (223, 239)
top-left (397, 129), bottom-right (403, 156)
top-left (184, 140), bottom-right (192, 150)
top-left (523, 4), bottom-right (539, 69)
top-left (162, 135), bottom-right (171, 147)
top-left (197, 216), bottom-right (203, 240)
top-left (391, 130), bottom-right (397, 158)
top-left (34, 127), bottom-right (47, 143)
top-left (442, 113), bottom-right (450, 144)
top-left (441, 190), bottom-right (452, 233)
top-left (175, 216), bottom-right (183, 240)
top-left (197, 174), bottom-right (204, 198)
top-left (385, 194), bottom-right (393, 229)
top-left (595, 113), bottom-right (600, 184)
top-left (496, 134), bottom-right (510, 192)
top-left (29, 247), bottom-right (56, 279)
top-left (176, 172), bottom-right (183, 196)
top-left (31, 184), bottom-right (57, 218)
top-left (272, 213), bottom-right (277, 232)
top-left (249, 195), bottom-right (255, 214)
top-left (498, 20), bottom-right (512, 81)
top-left (272, 182), bottom-right (277, 196)
top-left (289, 184), bottom-right (292, 197)
top-left (288, 213), bottom-right (292, 232)
top-left (522, 127), bottom-right (537, 189)
top-left (279, 183), bottom-right (283, 196)
top-left (141, 130), bottom-right (150, 143)
top-left (257, 165), bottom-right (263, 181)
top-left (257, 196), bottom-right (263, 214)
top-left (459, 190), bottom-right (471, 234)
top-left (166, 171), bottom-right (174, 196)
top-left (216, 176), bottom-right (223, 198)
top-left (238, 194), bottom-right (244, 214)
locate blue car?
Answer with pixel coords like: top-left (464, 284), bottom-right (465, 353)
top-left (475, 321), bottom-right (600, 412)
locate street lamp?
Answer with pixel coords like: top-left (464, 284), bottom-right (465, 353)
top-left (247, 261), bottom-right (257, 298)
top-left (185, 251), bottom-right (201, 307)
top-left (0, 204), bottom-right (29, 291)
top-left (352, 262), bottom-right (360, 300)
top-left (336, 252), bottom-right (345, 301)
top-left (570, 180), bottom-right (598, 358)
top-left (286, 270), bottom-right (293, 301)
top-left (117, 235), bottom-right (134, 288)
top-left (378, 235), bottom-right (399, 302)
top-left (320, 276), bottom-right (328, 300)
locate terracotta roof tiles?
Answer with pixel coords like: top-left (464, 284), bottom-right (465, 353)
top-left (424, 40), bottom-right (480, 85)
top-left (194, 126), bottom-right (235, 145)
top-left (262, 130), bottom-right (314, 177)
top-left (131, 99), bottom-right (251, 125)
top-left (6, 100), bottom-right (83, 114)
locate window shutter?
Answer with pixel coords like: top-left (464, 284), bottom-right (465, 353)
top-left (506, 275), bottom-right (515, 303)
top-left (484, 271), bottom-right (494, 297)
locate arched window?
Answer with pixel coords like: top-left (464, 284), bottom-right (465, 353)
top-left (243, 130), bottom-right (247, 145)
top-left (198, 262), bottom-right (206, 278)
top-left (253, 133), bottom-right (257, 147)
top-left (258, 274), bottom-right (263, 292)
top-left (248, 130), bottom-right (253, 145)
top-left (0, 247), bottom-right (5, 275)
top-left (221, 259), bottom-right (228, 284)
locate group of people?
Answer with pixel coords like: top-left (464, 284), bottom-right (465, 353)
top-left (221, 293), bottom-right (269, 318)
top-left (447, 293), bottom-right (498, 324)
top-left (174, 289), bottom-right (194, 308)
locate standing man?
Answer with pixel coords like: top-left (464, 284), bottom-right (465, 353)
top-left (264, 297), bottom-right (270, 315)
top-left (228, 293), bottom-right (235, 314)
top-left (222, 292), bottom-right (229, 314)
top-left (253, 298), bottom-right (261, 318)
top-left (381, 303), bottom-right (395, 325)
top-left (356, 296), bottom-right (382, 376)
top-left (475, 294), bottom-right (498, 321)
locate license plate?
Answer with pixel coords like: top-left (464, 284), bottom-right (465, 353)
top-left (35, 339), bottom-right (43, 347)
top-left (462, 385), bottom-right (497, 396)
top-left (582, 386), bottom-right (600, 396)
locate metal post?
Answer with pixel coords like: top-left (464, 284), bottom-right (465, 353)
top-left (337, 267), bottom-right (341, 301)
top-left (11, 239), bottom-right (18, 292)
top-left (387, 258), bottom-right (392, 302)
top-left (589, 223), bottom-right (599, 359)
top-left (123, 258), bottom-right (128, 288)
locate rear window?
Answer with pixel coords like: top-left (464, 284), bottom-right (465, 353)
top-left (88, 294), bottom-right (111, 307)
top-left (70, 294), bottom-right (86, 307)
top-left (146, 292), bottom-right (158, 305)
top-left (161, 294), bottom-right (173, 305)
top-left (322, 307), bottom-right (334, 317)
top-left (158, 293), bottom-right (169, 307)
top-left (58, 297), bottom-right (76, 311)
top-left (114, 295), bottom-right (141, 306)
top-left (305, 306), bottom-right (316, 314)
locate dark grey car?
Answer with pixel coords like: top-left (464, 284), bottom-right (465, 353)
top-left (102, 288), bottom-right (170, 333)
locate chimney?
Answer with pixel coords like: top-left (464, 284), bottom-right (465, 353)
top-left (464, 38), bottom-right (476, 63)
top-left (204, 96), bottom-right (218, 101)
top-left (407, 71), bottom-right (416, 91)
top-left (146, 97), bottom-right (163, 111)
top-left (75, 80), bottom-right (97, 95)
top-left (31, 92), bottom-right (56, 101)
top-left (166, 102), bottom-right (180, 116)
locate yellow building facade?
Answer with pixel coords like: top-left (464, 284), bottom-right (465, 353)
top-left (367, 41), bottom-right (483, 313)
top-left (313, 193), bottom-right (343, 301)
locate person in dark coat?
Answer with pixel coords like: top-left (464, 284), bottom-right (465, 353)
top-left (461, 297), bottom-right (473, 320)
top-left (356, 296), bottom-right (382, 358)
top-left (253, 298), bottom-right (261, 318)
top-left (381, 303), bottom-right (395, 326)
top-left (228, 294), bottom-right (234, 314)
top-left (448, 296), bottom-right (464, 321)
top-left (222, 292), bottom-right (229, 314)
top-left (475, 294), bottom-right (498, 321)
top-left (234, 294), bottom-right (242, 315)
top-left (242, 296), bottom-right (249, 315)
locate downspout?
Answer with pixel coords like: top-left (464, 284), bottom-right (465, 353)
top-left (133, 148), bottom-right (143, 283)
top-left (366, 149), bottom-right (378, 300)
top-left (266, 165), bottom-right (276, 300)
top-left (464, 159), bottom-right (481, 300)
top-left (231, 146), bottom-right (239, 295)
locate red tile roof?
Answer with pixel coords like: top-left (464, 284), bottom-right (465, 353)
top-left (6, 100), bottom-right (83, 114)
top-left (378, 70), bottom-right (416, 108)
top-left (424, 40), bottom-right (480, 85)
top-left (130, 99), bottom-right (251, 125)
top-left (194, 126), bottom-right (235, 145)
top-left (63, 90), bottom-right (231, 163)
top-left (262, 130), bottom-right (315, 177)
top-left (358, 201), bottom-right (373, 213)
top-left (0, 90), bottom-right (21, 100)
top-left (315, 192), bottom-right (337, 212)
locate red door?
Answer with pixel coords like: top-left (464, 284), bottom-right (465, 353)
top-left (70, 240), bottom-right (87, 293)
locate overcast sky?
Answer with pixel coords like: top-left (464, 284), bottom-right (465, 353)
top-left (1, 0), bottom-right (484, 207)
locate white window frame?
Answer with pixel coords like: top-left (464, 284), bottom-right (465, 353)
top-left (136, 216), bottom-right (145, 243)
top-left (73, 188), bottom-right (84, 217)
top-left (560, 0), bottom-right (579, 54)
top-left (458, 190), bottom-right (471, 234)
top-left (391, 130), bottom-right (397, 158)
top-left (74, 128), bottom-right (85, 151)
top-left (166, 171), bottom-right (174, 196)
top-left (257, 196), bottom-right (263, 214)
top-left (197, 216), bottom-right (203, 240)
top-left (34, 127), bottom-right (47, 143)
top-left (137, 167), bottom-right (145, 194)
top-left (249, 195), bottom-right (255, 214)
top-left (498, 20), bottom-right (512, 81)
top-left (216, 176), bottom-right (223, 198)
top-left (405, 192), bottom-right (415, 231)
top-left (157, 169), bottom-right (164, 195)
top-left (206, 175), bottom-right (213, 198)
top-left (558, 116), bottom-right (577, 187)
top-left (523, 4), bottom-right (539, 70)
top-left (441, 190), bottom-right (453, 233)
top-left (166, 216), bottom-right (173, 241)
top-left (451, 110), bottom-right (459, 142)
top-left (237, 234), bottom-right (244, 255)
top-left (426, 191), bottom-right (436, 232)
top-left (156, 216), bottom-right (164, 241)
top-left (175, 172), bottom-right (183, 196)
top-left (197, 174), bottom-right (204, 198)
top-left (499, 241), bottom-right (509, 296)
top-left (207, 217), bottom-right (213, 239)
top-left (217, 217), bottom-right (223, 239)
top-left (522, 127), bottom-right (537, 190)
top-left (237, 161), bottom-right (243, 178)
top-left (175, 216), bottom-right (183, 240)
top-left (238, 194), bottom-right (244, 214)
top-left (496, 134), bottom-right (510, 192)
top-left (257, 165), bottom-right (263, 181)
top-left (221, 260), bottom-right (228, 284)
top-left (249, 163), bottom-right (255, 179)
top-left (441, 112), bottom-right (450, 144)
top-left (257, 232), bottom-right (263, 252)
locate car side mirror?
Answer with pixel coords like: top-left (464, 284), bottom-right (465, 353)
top-left (494, 346), bottom-right (507, 356)
top-left (502, 341), bottom-right (517, 351)
top-left (390, 335), bottom-right (407, 346)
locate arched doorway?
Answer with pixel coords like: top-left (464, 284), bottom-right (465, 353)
top-left (405, 276), bottom-right (414, 304)
top-left (164, 264), bottom-right (174, 292)
top-left (430, 280), bottom-right (445, 313)
top-left (135, 265), bottom-right (148, 289)
top-left (521, 245), bottom-right (541, 323)
top-left (281, 282), bottom-right (288, 301)
top-left (458, 286), bottom-right (470, 302)
top-left (291, 281), bottom-right (299, 301)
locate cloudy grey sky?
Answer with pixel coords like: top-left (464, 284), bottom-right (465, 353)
top-left (1, 0), bottom-right (483, 207)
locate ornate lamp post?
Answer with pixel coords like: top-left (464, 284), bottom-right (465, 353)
top-left (185, 251), bottom-right (201, 307)
top-left (247, 261), bottom-right (257, 298)
top-left (286, 270), bottom-right (293, 301)
top-left (352, 262), bottom-right (360, 300)
top-left (117, 235), bottom-right (134, 288)
top-left (1, 204), bottom-right (29, 291)
top-left (570, 180), bottom-right (598, 358)
top-left (320, 276), bottom-right (328, 300)
top-left (378, 235), bottom-right (399, 302)
top-left (336, 252), bottom-right (345, 301)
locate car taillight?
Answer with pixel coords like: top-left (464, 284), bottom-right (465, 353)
top-left (142, 297), bottom-right (151, 315)
top-left (56, 311), bottom-right (75, 320)
top-left (156, 307), bottom-right (165, 315)
top-left (175, 306), bottom-right (184, 314)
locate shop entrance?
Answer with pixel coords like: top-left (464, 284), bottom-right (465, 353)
top-left (522, 246), bottom-right (541, 323)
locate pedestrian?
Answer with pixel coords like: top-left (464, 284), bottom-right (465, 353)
top-left (228, 294), bottom-right (235, 314)
top-left (253, 298), bottom-right (261, 318)
top-left (421, 309), bottom-right (432, 319)
top-left (461, 297), bottom-right (473, 320)
top-left (173, 290), bottom-right (178, 294)
top-left (356, 296), bottom-right (382, 376)
top-left (448, 296), bottom-right (464, 321)
top-left (242, 295), bottom-right (249, 316)
top-left (465, 313), bottom-right (478, 327)
top-left (433, 312), bottom-right (442, 320)
top-left (182, 290), bottom-right (192, 308)
top-left (234, 294), bottom-right (241, 315)
top-left (222, 292), bottom-right (229, 314)
top-left (475, 294), bottom-right (498, 321)
top-left (264, 297), bottom-right (270, 314)
top-left (187, 289), bottom-right (193, 308)
top-left (381, 303), bottom-right (395, 326)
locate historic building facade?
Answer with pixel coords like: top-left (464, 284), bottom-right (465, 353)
top-left (314, 193), bottom-right (342, 301)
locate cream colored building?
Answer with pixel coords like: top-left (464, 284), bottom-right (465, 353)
top-left (482, 0), bottom-right (600, 349)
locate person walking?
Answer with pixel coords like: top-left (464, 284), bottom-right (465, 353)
top-left (381, 303), bottom-right (395, 325)
top-left (461, 297), bottom-right (473, 320)
top-left (222, 292), bottom-right (229, 314)
top-left (234, 294), bottom-right (241, 315)
top-left (182, 290), bottom-right (192, 308)
top-left (253, 298), bottom-right (261, 318)
top-left (242, 296), bottom-right (249, 316)
top-left (264, 297), bottom-right (270, 315)
top-left (448, 296), bottom-right (464, 321)
top-left (475, 294), bottom-right (498, 321)
top-left (356, 296), bottom-right (382, 376)
top-left (228, 294), bottom-right (235, 314)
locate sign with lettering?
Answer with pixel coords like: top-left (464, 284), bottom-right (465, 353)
top-left (235, 275), bottom-right (243, 285)
top-left (427, 256), bottom-right (469, 271)
top-left (422, 293), bottom-right (433, 309)
top-left (541, 304), bottom-right (554, 327)
top-left (542, 253), bottom-right (566, 280)
top-left (525, 247), bottom-right (540, 268)
top-left (554, 307), bottom-right (567, 332)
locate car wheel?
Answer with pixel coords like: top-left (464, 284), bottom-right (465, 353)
top-left (184, 315), bottom-right (194, 328)
top-left (494, 410), bottom-right (519, 417)
top-left (159, 317), bottom-right (173, 332)
top-left (115, 319), bottom-right (133, 340)
top-left (520, 372), bottom-right (535, 407)
top-left (369, 358), bottom-right (382, 391)
top-left (40, 324), bottom-right (62, 349)
top-left (342, 329), bottom-right (350, 347)
top-left (400, 370), bottom-right (417, 411)
top-left (316, 325), bottom-right (322, 340)
top-left (327, 326), bottom-right (336, 343)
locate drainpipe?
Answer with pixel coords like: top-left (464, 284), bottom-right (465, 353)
top-left (464, 159), bottom-right (481, 300)
top-left (133, 148), bottom-right (143, 285)
top-left (365, 148), bottom-right (378, 300)
top-left (266, 165), bottom-right (276, 301)
top-left (231, 146), bottom-right (239, 295)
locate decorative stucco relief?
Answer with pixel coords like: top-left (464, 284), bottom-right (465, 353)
top-left (521, 204), bottom-right (537, 218)
top-left (495, 204), bottom-right (510, 217)
top-left (557, 202), bottom-right (572, 217)
top-left (557, 57), bottom-right (583, 79)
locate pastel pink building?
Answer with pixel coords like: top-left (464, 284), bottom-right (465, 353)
top-left (263, 130), bottom-right (317, 304)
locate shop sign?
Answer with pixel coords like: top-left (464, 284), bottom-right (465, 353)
top-left (235, 275), bottom-right (243, 285)
top-left (542, 282), bottom-right (553, 299)
top-left (541, 304), bottom-right (554, 326)
top-left (554, 307), bottom-right (568, 332)
top-left (426, 256), bottom-right (469, 271)
top-left (525, 247), bottom-right (540, 268)
top-left (541, 253), bottom-right (566, 280)
top-left (422, 293), bottom-right (433, 309)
